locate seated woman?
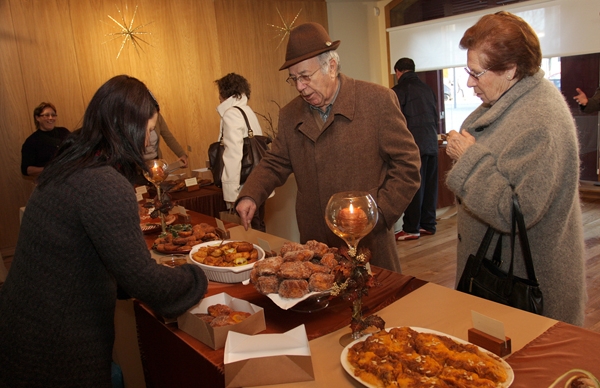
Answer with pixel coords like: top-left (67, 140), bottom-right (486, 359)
top-left (20, 102), bottom-right (70, 177)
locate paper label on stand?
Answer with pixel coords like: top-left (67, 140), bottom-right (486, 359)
top-left (136, 193), bottom-right (144, 202)
top-left (257, 238), bottom-right (272, 254)
top-left (135, 186), bottom-right (148, 194)
top-left (471, 310), bottom-right (506, 340)
top-left (185, 177), bottom-right (198, 187)
top-left (216, 218), bottom-right (226, 231)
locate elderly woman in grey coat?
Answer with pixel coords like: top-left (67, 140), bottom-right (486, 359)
top-left (446, 11), bottom-right (587, 325)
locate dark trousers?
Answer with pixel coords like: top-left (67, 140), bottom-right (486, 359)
top-left (402, 154), bottom-right (438, 234)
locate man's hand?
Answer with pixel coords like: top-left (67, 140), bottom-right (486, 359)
top-left (446, 130), bottom-right (476, 161)
top-left (235, 197), bottom-right (257, 230)
top-left (574, 88), bottom-right (589, 106)
top-left (178, 154), bottom-right (189, 168)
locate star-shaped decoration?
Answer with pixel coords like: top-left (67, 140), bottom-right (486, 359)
top-left (267, 7), bottom-right (302, 50)
top-left (103, 5), bottom-right (153, 59)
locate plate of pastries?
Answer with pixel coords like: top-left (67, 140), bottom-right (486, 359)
top-left (342, 326), bottom-right (513, 388)
top-left (249, 240), bottom-right (339, 309)
top-left (189, 240), bottom-right (265, 283)
top-left (152, 223), bottom-right (219, 254)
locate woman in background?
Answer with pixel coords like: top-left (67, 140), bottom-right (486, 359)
top-left (215, 73), bottom-right (268, 231)
top-left (20, 102), bottom-right (70, 177)
top-left (144, 110), bottom-right (189, 167)
top-left (445, 11), bottom-right (587, 325)
top-left (0, 75), bottom-right (208, 387)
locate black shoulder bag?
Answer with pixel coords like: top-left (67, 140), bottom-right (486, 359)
top-left (456, 195), bottom-right (543, 315)
top-left (208, 106), bottom-right (271, 188)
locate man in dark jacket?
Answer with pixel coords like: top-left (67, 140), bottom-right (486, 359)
top-left (392, 58), bottom-right (439, 240)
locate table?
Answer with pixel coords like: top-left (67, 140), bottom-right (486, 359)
top-left (136, 221), bottom-right (426, 388)
top-left (129, 212), bottom-right (600, 388)
top-left (249, 283), bottom-right (600, 388)
top-left (168, 184), bottom-right (227, 217)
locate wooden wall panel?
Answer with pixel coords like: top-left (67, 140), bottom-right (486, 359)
top-left (0, 0), bottom-right (327, 254)
top-left (11, 0), bottom-right (86, 130)
top-left (0, 1), bottom-right (34, 251)
top-left (68, 0), bottom-right (222, 169)
top-left (214, 0), bottom-right (328, 137)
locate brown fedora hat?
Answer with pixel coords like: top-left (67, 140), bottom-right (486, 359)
top-left (279, 22), bottom-right (341, 70)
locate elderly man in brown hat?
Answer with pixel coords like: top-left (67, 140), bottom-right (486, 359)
top-left (236, 22), bottom-right (420, 273)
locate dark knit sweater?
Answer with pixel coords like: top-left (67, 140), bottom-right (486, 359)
top-left (0, 166), bottom-right (208, 387)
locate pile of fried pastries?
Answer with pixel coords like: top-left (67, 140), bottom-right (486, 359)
top-left (193, 303), bottom-right (251, 327)
top-left (190, 241), bottom-right (259, 267)
top-left (347, 326), bottom-right (509, 388)
top-left (153, 223), bottom-right (218, 253)
top-left (250, 240), bottom-right (339, 299)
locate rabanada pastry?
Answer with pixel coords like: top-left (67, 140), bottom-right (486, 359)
top-left (347, 326), bottom-right (508, 388)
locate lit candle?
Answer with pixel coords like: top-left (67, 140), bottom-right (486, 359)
top-left (338, 204), bottom-right (368, 235)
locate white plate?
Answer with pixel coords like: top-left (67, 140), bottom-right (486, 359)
top-left (340, 326), bottom-right (514, 388)
top-left (265, 290), bottom-right (329, 310)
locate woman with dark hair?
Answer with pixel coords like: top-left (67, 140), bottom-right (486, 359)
top-left (215, 73), bottom-right (269, 231)
top-left (445, 11), bottom-right (587, 325)
top-left (20, 101), bottom-right (70, 177)
top-left (0, 75), bottom-right (208, 387)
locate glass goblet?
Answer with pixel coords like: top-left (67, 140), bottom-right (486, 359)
top-left (325, 191), bottom-right (379, 346)
top-left (325, 191), bottom-right (378, 256)
top-left (143, 159), bottom-right (169, 232)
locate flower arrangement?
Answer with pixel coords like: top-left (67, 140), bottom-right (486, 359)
top-left (330, 246), bottom-right (385, 339)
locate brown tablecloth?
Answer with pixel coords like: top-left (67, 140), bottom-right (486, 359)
top-left (134, 270), bottom-right (426, 388)
top-left (507, 321), bottom-right (600, 387)
top-left (169, 184), bottom-right (227, 217)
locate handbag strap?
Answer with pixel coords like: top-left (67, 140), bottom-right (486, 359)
top-left (509, 195), bottom-right (539, 283)
top-left (233, 106), bottom-right (254, 138)
top-left (469, 226), bottom-right (496, 275)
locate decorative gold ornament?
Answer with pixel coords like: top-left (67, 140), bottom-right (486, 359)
top-left (103, 5), bottom-right (153, 59)
top-left (267, 7), bottom-right (302, 49)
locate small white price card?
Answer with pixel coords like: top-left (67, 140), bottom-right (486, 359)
top-left (135, 186), bottom-right (148, 194)
top-left (471, 310), bottom-right (506, 341)
top-left (185, 177), bottom-right (198, 187)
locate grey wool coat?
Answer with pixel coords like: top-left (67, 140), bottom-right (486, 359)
top-left (446, 70), bottom-right (587, 325)
top-left (239, 73), bottom-right (421, 272)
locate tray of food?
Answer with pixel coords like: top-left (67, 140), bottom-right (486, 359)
top-left (249, 240), bottom-right (339, 310)
top-left (140, 214), bottom-right (177, 233)
top-left (341, 326), bottom-right (513, 388)
top-left (189, 240), bottom-right (265, 283)
top-left (152, 223), bottom-right (219, 254)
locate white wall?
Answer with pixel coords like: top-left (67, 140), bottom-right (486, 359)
top-left (387, 0), bottom-right (600, 72)
top-left (329, 0), bottom-right (600, 84)
top-left (326, 0), bottom-right (387, 84)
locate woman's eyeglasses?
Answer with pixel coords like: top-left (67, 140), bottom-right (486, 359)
top-left (286, 68), bottom-right (321, 87)
top-left (39, 113), bottom-right (58, 118)
top-left (464, 67), bottom-right (491, 80)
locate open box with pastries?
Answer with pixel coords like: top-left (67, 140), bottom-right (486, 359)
top-left (177, 292), bottom-right (265, 350)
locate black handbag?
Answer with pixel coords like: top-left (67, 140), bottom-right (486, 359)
top-left (208, 106), bottom-right (271, 188)
top-left (456, 195), bottom-right (543, 315)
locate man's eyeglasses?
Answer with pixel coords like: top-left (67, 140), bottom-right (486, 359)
top-left (464, 67), bottom-right (491, 80)
top-left (39, 113), bottom-right (58, 118)
top-left (286, 68), bottom-right (321, 87)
